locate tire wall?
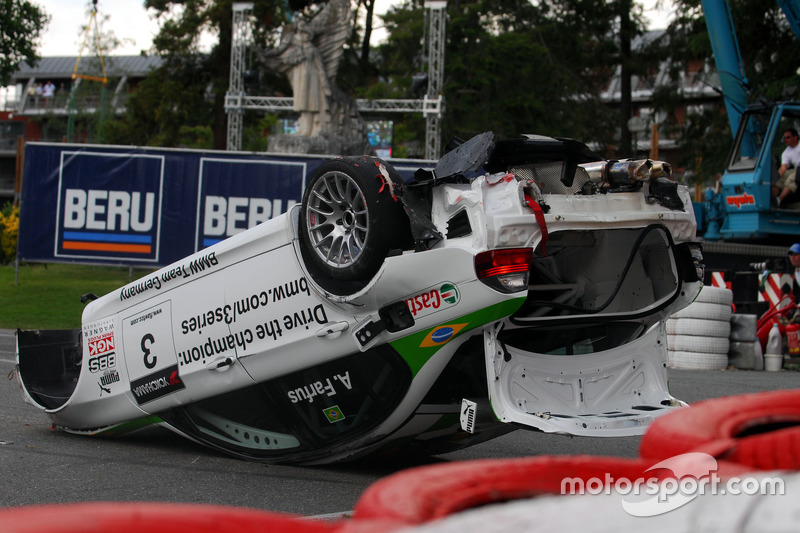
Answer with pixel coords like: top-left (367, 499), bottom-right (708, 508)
top-left (666, 286), bottom-right (733, 370)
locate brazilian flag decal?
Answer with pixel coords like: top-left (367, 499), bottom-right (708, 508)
top-left (324, 405), bottom-right (345, 423)
top-left (419, 323), bottom-right (469, 347)
top-left (391, 297), bottom-right (526, 377)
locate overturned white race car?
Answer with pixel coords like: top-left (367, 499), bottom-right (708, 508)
top-left (16, 132), bottom-right (703, 464)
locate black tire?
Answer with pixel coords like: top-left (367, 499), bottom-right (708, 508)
top-left (299, 156), bottom-right (409, 283)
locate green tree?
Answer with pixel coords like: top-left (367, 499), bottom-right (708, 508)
top-left (357, 0), bottom-right (377, 64)
top-left (374, 0), bottom-right (646, 158)
top-left (102, 55), bottom-right (217, 147)
top-left (0, 0), bottom-right (50, 87)
top-left (109, 0), bottom-right (657, 157)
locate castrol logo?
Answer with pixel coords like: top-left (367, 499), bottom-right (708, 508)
top-left (405, 282), bottom-right (460, 319)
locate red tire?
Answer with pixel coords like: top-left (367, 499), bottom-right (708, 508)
top-left (0, 502), bottom-right (339, 533)
top-left (354, 455), bottom-right (657, 525)
top-left (640, 389), bottom-right (800, 469)
top-left (352, 454), bottom-right (753, 526)
top-left (706, 426), bottom-right (800, 470)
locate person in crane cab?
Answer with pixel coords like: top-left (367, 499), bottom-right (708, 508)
top-left (775, 128), bottom-right (800, 207)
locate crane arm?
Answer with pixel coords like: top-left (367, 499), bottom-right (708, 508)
top-left (700, 0), bottom-right (750, 138)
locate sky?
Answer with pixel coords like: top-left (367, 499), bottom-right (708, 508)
top-left (32, 0), bottom-right (675, 57)
top-left (32, 0), bottom-right (402, 57)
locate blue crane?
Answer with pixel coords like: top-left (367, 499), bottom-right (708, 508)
top-left (698, 0), bottom-right (800, 242)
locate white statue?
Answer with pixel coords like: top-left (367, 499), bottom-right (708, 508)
top-left (259, 0), bottom-right (352, 137)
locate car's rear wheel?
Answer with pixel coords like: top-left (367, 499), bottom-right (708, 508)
top-left (300, 156), bottom-right (409, 283)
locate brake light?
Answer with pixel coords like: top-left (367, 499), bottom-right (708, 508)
top-left (475, 248), bottom-right (532, 293)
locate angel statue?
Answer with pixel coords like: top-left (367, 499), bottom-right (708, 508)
top-left (258, 0), bottom-right (352, 137)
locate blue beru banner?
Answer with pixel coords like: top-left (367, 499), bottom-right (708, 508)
top-left (19, 143), bottom-right (429, 266)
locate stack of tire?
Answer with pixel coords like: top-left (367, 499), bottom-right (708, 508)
top-left (666, 285), bottom-right (733, 370)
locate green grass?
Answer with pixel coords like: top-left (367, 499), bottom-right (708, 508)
top-left (0, 263), bottom-right (154, 329)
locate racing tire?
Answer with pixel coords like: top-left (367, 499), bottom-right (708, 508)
top-left (352, 455), bottom-right (753, 526)
top-left (640, 389), bottom-right (800, 469)
top-left (668, 350), bottom-right (728, 370)
top-left (694, 286), bottom-right (734, 306)
top-left (353, 456), bottom-right (655, 525)
top-left (720, 425), bottom-right (800, 470)
top-left (667, 334), bottom-right (730, 354)
top-left (0, 502), bottom-right (339, 533)
top-left (299, 156), bottom-right (411, 283)
top-left (666, 318), bottom-right (730, 338)
top-left (670, 301), bottom-right (732, 321)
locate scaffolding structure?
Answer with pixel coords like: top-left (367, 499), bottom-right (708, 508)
top-left (423, 1), bottom-right (446, 160)
top-left (67, 0), bottom-right (109, 142)
top-left (225, 1), bottom-right (446, 159)
top-left (226, 2), bottom-right (254, 151)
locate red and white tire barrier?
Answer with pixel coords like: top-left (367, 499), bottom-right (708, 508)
top-left (353, 456), bottom-right (654, 525)
top-left (0, 502), bottom-right (342, 533)
top-left (759, 272), bottom-right (793, 309)
top-left (710, 270), bottom-right (730, 290)
top-left (640, 389), bottom-right (800, 470)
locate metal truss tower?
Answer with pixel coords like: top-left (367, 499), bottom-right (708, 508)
top-left (225, 1), bottom-right (446, 158)
top-left (423, 1), bottom-right (446, 160)
top-left (226, 2), bottom-right (253, 151)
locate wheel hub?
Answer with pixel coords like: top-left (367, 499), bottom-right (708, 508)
top-left (340, 208), bottom-right (356, 231)
top-left (305, 171), bottom-right (369, 269)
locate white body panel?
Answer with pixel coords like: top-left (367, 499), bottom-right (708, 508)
top-left (485, 324), bottom-right (683, 437)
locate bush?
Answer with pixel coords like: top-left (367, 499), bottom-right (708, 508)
top-left (0, 203), bottom-right (20, 264)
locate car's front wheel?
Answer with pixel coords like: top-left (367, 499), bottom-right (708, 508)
top-left (299, 156), bottom-right (409, 284)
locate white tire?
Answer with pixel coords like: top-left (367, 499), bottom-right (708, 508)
top-left (667, 334), bottom-right (730, 354)
top-left (695, 286), bottom-right (733, 306)
top-left (671, 302), bottom-right (732, 321)
top-left (666, 318), bottom-right (730, 338)
top-left (669, 350), bottom-right (729, 370)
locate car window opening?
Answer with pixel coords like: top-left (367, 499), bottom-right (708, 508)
top-left (516, 225), bottom-right (679, 321)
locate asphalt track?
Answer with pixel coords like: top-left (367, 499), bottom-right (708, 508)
top-left (0, 328), bottom-right (797, 516)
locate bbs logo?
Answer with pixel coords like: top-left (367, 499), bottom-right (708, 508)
top-left (89, 352), bottom-right (116, 373)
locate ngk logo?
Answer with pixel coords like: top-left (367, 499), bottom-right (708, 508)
top-left (88, 332), bottom-right (115, 356)
top-left (405, 282), bottom-right (460, 318)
